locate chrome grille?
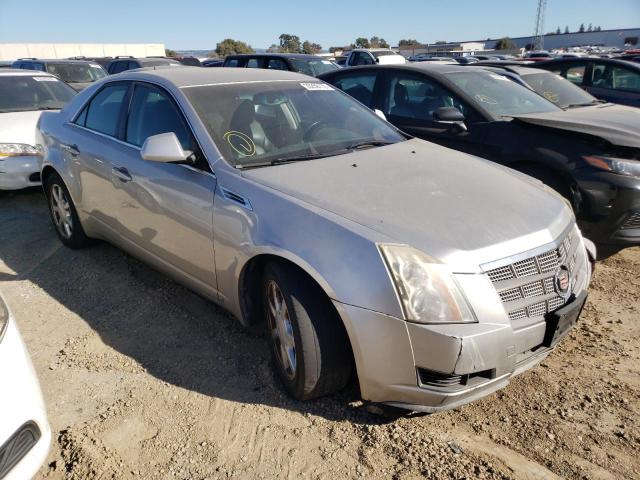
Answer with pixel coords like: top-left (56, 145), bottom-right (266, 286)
top-left (621, 212), bottom-right (640, 230)
top-left (484, 228), bottom-right (586, 321)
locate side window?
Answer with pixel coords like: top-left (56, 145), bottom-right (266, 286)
top-left (128, 61), bottom-right (140, 70)
top-left (225, 58), bottom-right (240, 67)
top-left (110, 61), bottom-right (124, 74)
top-left (83, 84), bottom-right (128, 137)
top-left (34, 63), bottom-right (45, 71)
top-left (21, 62), bottom-right (35, 70)
top-left (125, 84), bottom-right (191, 150)
top-left (267, 58), bottom-right (288, 70)
top-left (592, 64), bottom-right (640, 92)
top-left (332, 72), bottom-right (377, 108)
top-left (246, 58), bottom-right (260, 68)
top-left (75, 106), bottom-right (88, 126)
top-left (354, 52), bottom-right (374, 66)
top-left (563, 64), bottom-right (587, 85)
top-left (384, 73), bottom-right (472, 122)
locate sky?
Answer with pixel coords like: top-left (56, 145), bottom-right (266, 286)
top-left (1, 0), bottom-right (639, 50)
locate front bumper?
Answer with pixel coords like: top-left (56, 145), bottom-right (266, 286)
top-left (0, 155), bottom-right (42, 190)
top-left (0, 315), bottom-right (51, 479)
top-left (333, 259), bottom-right (589, 413)
top-left (575, 169), bottom-right (640, 245)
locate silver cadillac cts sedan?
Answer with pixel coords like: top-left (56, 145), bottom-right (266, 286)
top-left (37, 67), bottom-right (595, 412)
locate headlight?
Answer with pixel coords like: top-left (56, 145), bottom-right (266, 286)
top-left (378, 244), bottom-right (476, 324)
top-left (0, 143), bottom-right (43, 157)
top-left (0, 296), bottom-right (8, 343)
top-left (583, 155), bottom-right (640, 178)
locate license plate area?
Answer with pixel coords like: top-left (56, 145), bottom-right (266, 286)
top-left (543, 291), bottom-right (587, 348)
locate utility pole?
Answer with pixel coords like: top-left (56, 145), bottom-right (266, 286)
top-left (532, 0), bottom-right (548, 51)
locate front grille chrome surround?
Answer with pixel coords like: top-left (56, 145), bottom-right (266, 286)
top-left (483, 226), bottom-right (587, 322)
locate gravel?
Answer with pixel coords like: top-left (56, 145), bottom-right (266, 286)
top-left (1, 189), bottom-right (638, 480)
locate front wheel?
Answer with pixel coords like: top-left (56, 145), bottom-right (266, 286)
top-left (45, 172), bottom-right (92, 249)
top-left (263, 262), bottom-right (352, 400)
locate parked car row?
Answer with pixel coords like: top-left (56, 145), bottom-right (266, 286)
top-left (1, 47), bottom-right (637, 447)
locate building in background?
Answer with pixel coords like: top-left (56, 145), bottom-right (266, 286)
top-left (0, 43), bottom-right (165, 61)
top-left (398, 27), bottom-right (639, 58)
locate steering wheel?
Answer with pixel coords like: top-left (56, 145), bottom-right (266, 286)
top-left (303, 120), bottom-right (332, 141)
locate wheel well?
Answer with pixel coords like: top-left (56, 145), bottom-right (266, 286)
top-left (239, 253), bottom-right (357, 384)
top-left (41, 165), bottom-right (57, 187)
top-left (239, 254), bottom-right (325, 327)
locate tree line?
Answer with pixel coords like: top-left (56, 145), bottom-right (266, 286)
top-left (203, 35), bottom-right (396, 58)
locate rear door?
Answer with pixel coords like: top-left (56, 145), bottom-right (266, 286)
top-left (325, 68), bottom-right (382, 109)
top-left (112, 82), bottom-right (218, 289)
top-left (66, 82), bottom-right (132, 237)
top-left (585, 61), bottom-right (640, 107)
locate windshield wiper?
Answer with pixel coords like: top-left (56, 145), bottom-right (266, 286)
top-left (564, 101), bottom-right (600, 109)
top-left (344, 141), bottom-right (395, 151)
top-left (238, 152), bottom-right (334, 169)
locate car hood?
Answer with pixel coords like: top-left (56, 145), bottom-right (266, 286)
top-left (512, 103), bottom-right (640, 148)
top-left (242, 139), bottom-right (572, 272)
top-left (67, 82), bottom-right (93, 92)
top-left (0, 110), bottom-right (46, 145)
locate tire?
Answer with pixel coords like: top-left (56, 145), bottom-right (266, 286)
top-left (262, 261), bottom-right (352, 400)
top-left (44, 172), bottom-right (92, 249)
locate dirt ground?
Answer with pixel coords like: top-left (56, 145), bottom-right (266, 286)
top-left (1, 188), bottom-right (638, 480)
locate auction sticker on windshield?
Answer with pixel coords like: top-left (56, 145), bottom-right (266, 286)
top-left (300, 82), bottom-right (333, 91)
top-left (33, 77), bottom-right (58, 82)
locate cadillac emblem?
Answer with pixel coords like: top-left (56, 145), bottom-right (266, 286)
top-left (554, 267), bottom-right (571, 296)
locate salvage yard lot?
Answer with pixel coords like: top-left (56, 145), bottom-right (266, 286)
top-left (1, 189), bottom-right (638, 480)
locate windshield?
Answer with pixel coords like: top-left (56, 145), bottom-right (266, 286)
top-left (447, 71), bottom-right (560, 117)
top-left (288, 58), bottom-right (339, 76)
top-left (0, 75), bottom-right (76, 112)
top-left (183, 81), bottom-right (404, 167)
top-left (143, 60), bottom-right (182, 67)
top-left (521, 72), bottom-right (598, 108)
top-left (46, 62), bottom-right (107, 83)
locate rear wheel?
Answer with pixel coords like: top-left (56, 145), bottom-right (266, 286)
top-left (263, 261), bottom-right (352, 400)
top-left (45, 172), bottom-right (92, 249)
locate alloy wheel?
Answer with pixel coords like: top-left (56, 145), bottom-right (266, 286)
top-left (50, 184), bottom-right (73, 239)
top-left (266, 280), bottom-right (297, 380)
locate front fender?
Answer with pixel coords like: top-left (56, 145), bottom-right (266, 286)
top-left (212, 173), bottom-right (404, 324)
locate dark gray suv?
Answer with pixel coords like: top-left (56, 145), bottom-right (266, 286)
top-left (105, 56), bottom-right (182, 74)
top-left (11, 58), bottom-right (107, 91)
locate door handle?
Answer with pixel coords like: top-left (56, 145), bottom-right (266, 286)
top-left (112, 166), bottom-right (132, 183)
top-left (62, 143), bottom-right (80, 156)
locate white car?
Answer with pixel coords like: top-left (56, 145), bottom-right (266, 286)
top-left (0, 293), bottom-right (51, 479)
top-left (344, 48), bottom-right (407, 67)
top-left (0, 69), bottom-right (76, 190)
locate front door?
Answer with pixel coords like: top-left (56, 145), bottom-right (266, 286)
top-left (112, 82), bottom-right (218, 290)
top-left (380, 71), bottom-right (487, 156)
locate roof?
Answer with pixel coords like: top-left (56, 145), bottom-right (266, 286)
top-left (0, 68), bottom-right (55, 77)
top-left (224, 53), bottom-right (323, 59)
top-left (469, 64), bottom-right (546, 76)
top-left (14, 58), bottom-right (99, 64)
top-left (111, 65), bottom-right (313, 87)
top-left (536, 57), bottom-right (640, 69)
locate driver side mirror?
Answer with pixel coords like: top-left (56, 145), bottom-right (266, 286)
top-left (140, 132), bottom-right (193, 163)
top-left (433, 107), bottom-right (467, 134)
